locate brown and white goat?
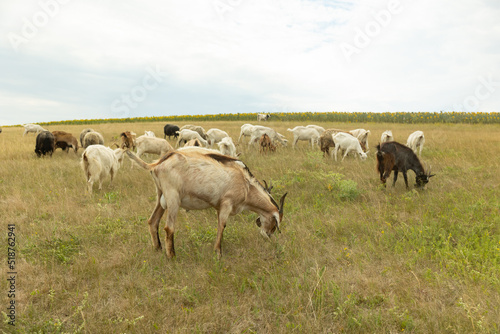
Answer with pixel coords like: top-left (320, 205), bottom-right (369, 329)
top-left (126, 147), bottom-right (287, 259)
top-left (120, 131), bottom-right (136, 150)
top-left (376, 141), bottom-right (434, 189)
top-left (259, 133), bottom-right (276, 154)
top-left (52, 131), bottom-right (79, 154)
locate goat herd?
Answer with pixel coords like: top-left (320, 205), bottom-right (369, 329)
top-left (22, 121), bottom-right (434, 258)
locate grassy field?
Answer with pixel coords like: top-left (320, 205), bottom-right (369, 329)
top-left (1, 121), bottom-right (499, 333)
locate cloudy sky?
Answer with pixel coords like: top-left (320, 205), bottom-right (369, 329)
top-left (1, 0), bottom-right (499, 125)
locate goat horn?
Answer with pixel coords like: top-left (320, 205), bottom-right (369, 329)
top-left (279, 192), bottom-right (288, 214)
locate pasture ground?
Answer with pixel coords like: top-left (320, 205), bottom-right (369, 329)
top-left (1, 121), bottom-right (499, 333)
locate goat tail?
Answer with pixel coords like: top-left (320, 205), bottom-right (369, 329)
top-left (125, 150), bottom-right (154, 170)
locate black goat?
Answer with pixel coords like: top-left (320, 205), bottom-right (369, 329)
top-left (376, 141), bottom-right (434, 189)
top-left (163, 124), bottom-right (180, 140)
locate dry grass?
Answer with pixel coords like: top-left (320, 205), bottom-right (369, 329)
top-left (1, 121), bottom-right (499, 333)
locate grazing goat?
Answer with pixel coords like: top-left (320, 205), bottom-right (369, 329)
top-left (376, 141), bottom-right (434, 189)
top-left (257, 113), bottom-right (270, 121)
top-left (381, 130), bottom-right (394, 143)
top-left (206, 128), bottom-right (230, 147)
top-left (406, 131), bottom-right (425, 157)
top-left (52, 131), bottom-right (79, 154)
top-left (120, 131), bottom-right (136, 150)
top-left (306, 125), bottom-right (325, 135)
top-left (238, 124), bottom-right (256, 143)
top-left (80, 128), bottom-right (95, 147)
top-left (320, 129), bottom-right (366, 158)
top-left (135, 136), bottom-right (173, 158)
top-left (248, 126), bottom-right (288, 147)
top-left (287, 126), bottom-right (320, 149)
top-left (81, 145), bottom-right (125, 194)
top-left (144, 131), bottom-right (156, 137)
top-left (179, 125), bottom-right (207, 140)
top-left (259, 133), bottom-right (276, 154)
top-left (217, 137), bottom-right (237, 157)
top-left (126, 147), bottom-right (287, 259)
top-left (83, 131), bottom-right (104, 149)
top-left (163, 124), bottom-right (180, 140)
top-left (176, 129), bottom-right (208, 147)
top-left (350, 129), bottom-right (370, 150)
top-left (23, 124), bottom-right (46, 136)
top-left (332, 132), bottom-right (368, 162)
top-left (35, 131), bottom-right (55, 157)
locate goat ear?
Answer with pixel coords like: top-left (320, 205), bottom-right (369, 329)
top-left (279, 192), bottom-right (288, 214)
top-left (428, 174), bottom-right (436, 178)
top-left (255, 217), bottom-right (262, 227)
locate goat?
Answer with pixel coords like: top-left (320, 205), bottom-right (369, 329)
top-left (176, 129), bottom-right (208, 147)
top-left (206, 128), bottom-right (230, 147)
top-left (306, 125), bottom-right (325, 135)
top-left (217, 136), bottom-right (237, 157)
top-left (320, 129), bottom-right (366, 158)
top-left (135, 136), bottom-right (173, 158)
top-left (163, 124), bottom-right (180, 140)
top-left (376, 141), bottom-right (434, 189)
top-left (144, 131), bottom-right (156, 137)
top-left (81, 145), bottom-right (125, 194)
top-left (120, 131), bottom-right (136, 150)
top-left (23, 124), bottom-right (46, 136)
top-left (350, 129), bottom-right (370, 150)
top-left (83, 131), bottom-right (105, 149)
top-left (238, 124), bottom-right (256, 143)
top-left (179, 125), bottom-right (207, 140)
top-left (125, 147), bottom-right (287, 259)
top-left (257, 113), bottom-right (270, 121)
top-left (332, 132), bottom-right (368, 162)
top-left (52, 131), bottom-right (79, 154)
top-left (287, 126), bottom-right (320, 149)
top-left (80, 128), bottom-right (95, 147)
top-left (248, 126), bottom-right (288, 147)
top-left (381, 130), bottom-right (394, 143)
top-left (406, 131), bottom-right (425, 157)
top-left (259, 133), bottom-right (276, 154)
top-left (35, 131), bottom-right (55, 157)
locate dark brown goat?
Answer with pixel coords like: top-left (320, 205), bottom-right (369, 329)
top-left (376, 141), bottom-right (434, 189)
top-left (259, 133), bottom-right (276, 154)
top-left (52, 131), bottom-right (79, 154)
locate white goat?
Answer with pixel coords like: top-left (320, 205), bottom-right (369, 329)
top-left (125, 147), bottom-right (287, 259)
top-left (257, 113), bottom-right (270, 121)
top-left (179, 125), bottom-right (207, 140)
top-left (239, 124), bottom-right (256, 143)
top-left (144, 131), bottom-right (156, 137)
top-left (217, 136), bottom-right (237, 157)
top-left (406, 131), bottom-right (425, 157)
top-left (306, 125), bottom-right (325, 135)
top-left (287, 126), bottom-right (320, 149)
top-left (206, 128), bottom-right (230, 147)
top-left (248, 126), bottom-right (288, 147)
top-left (81, 145), bottom-right (125, 194)
top-left (135, 136), bottom-right (174, 158)
top-left (332, 132), bottom-right (368, 162)
top-left (380, 130), bottom-right (394, 143)
top-left (23, 124), bottom-right (46, 136)
top-left (350, 128), bottom-right (371, 150)
top-left (176, 129), bottom-right (208, 147)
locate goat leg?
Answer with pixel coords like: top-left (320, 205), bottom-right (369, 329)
top-left (402, 171), bottom-right (409, 189)
top-left (148, 201), bottom-right (165, 250)
top-left (215, 205), bottom-right (231, 259)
